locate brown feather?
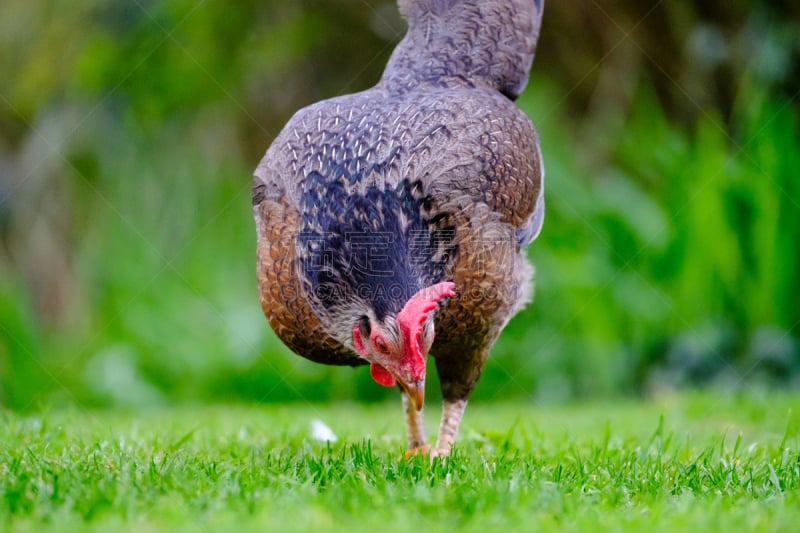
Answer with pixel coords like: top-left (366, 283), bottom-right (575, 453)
top-left (255, 194), bottom-right (362, 366)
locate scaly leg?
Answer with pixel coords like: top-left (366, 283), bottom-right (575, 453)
top-left (433, 399), bottom-right (467, 457)
top-left (402, 391), bottom-right (430, 457)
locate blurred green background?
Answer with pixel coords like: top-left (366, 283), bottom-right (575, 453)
top-left (1, 0), bottom-right (798, 411)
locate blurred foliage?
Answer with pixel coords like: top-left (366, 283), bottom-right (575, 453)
top-left (0, 0), bottom-right (798, 410)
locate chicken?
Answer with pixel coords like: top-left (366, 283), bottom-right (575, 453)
top-left (253, 0), bottom-right (545, 457)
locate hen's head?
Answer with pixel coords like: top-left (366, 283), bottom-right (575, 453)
top-left (352, 281), bottom-right (455, 410)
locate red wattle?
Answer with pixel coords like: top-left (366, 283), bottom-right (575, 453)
top-left (370, 362), bottom-right (396, 387)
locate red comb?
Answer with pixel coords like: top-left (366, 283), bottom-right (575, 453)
top-left (396, 281), bottom-right (456, 376)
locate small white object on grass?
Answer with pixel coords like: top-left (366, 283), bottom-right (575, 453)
top-left (310, 419), bottom-right (338, 442)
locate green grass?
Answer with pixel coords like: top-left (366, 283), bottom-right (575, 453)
top-left (2, 392), bottom-right (799, 532)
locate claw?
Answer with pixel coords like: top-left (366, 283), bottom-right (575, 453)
top-left (430, 444), bottom-right (452, 460)
top-left (403, 444), bottom-right (432, 459)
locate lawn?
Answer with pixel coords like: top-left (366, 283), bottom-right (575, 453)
top-left (2, 392), bottom-right (799, 532)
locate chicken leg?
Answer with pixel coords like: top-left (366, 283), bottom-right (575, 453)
top-left (402, 390), bottom-right (431, 456)
top-left (402, 396), bottom-right (467, 458)
top-left (432, 399), bottom-right (467, 457)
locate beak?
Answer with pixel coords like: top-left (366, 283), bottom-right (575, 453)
top-left (400, 379), bottom-right (425, 411)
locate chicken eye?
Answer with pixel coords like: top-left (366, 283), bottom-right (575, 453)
top-left (374, 339), bottom-right (390, 355)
